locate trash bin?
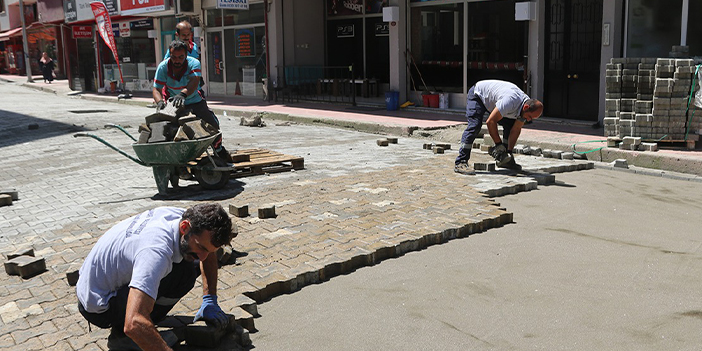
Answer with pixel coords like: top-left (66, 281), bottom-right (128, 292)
top-left (422, 93), bottom-right (439, 108)
top-left (439, 93), bottom-right (449, 109)
top-left (385, 91), bottom-right (400, 111)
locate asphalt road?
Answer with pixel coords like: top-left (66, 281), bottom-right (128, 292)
top-left (251, 169), bottom-right (702, 351)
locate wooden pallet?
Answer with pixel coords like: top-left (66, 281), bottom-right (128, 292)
top-left (229, 148), bottom-right (304, 178)
top-left (190, 148), bottom-right (304, 178)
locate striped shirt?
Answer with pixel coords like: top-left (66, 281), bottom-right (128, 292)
top-left (153, 56), bottom-right (202, 105)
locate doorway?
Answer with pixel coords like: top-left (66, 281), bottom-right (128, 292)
top-left (206, 26), bottom-right (265, 96)
top-left (544, 0), bottom-right (603, 120)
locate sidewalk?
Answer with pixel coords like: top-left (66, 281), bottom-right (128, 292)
top-left (3, 74), bottom-right (701, 177)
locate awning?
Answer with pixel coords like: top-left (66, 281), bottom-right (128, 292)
top-left (0, 27), bottom-right (23, 42)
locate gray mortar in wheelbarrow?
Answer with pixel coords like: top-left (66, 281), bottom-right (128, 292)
top-left (74, 124), bottom-right (231, 195)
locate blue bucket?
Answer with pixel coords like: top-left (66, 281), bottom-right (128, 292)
top-left (385, 91), bottom-right (399, 111)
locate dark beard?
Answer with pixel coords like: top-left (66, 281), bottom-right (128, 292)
top-left (179, 233), bottom-right (198, 261)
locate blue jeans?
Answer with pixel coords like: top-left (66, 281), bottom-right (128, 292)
top-left (456, 86), bottom-right (516, 165)
top-left (78, 260), bottom-right (200, 331)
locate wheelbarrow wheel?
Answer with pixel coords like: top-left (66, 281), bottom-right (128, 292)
top-left (193, 158), bottom-right (231, 190)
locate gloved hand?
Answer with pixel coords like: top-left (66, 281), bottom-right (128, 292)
top-left (194, 295), bottom-right (228, 330)
top-left (490, 143), bottom-right (508, 161)
top-left (155, 100), bottom-right (166, 111)
top-left (170, 91), bottom-right (187, 108)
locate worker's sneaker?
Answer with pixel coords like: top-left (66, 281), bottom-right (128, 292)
top-left (454, 162), bottom-right (475, 175)
top-left (107, 330), bottom-right (178, 350)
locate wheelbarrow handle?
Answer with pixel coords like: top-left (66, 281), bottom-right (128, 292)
top-left (74, 132), bottom-right (146, 166)
top-left (104, 124), bottom-right (137, 142)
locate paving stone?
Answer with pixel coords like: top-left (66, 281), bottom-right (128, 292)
top-left (0, 195), bottom-right (11, 207)
top-left (183, 120), bottom-right (214, 140)
top-left (0, 189), bottom-right (18, 201)
top-left (560, 152), bottom-right (574, 160)
top-left (147, 121), bottom-right (169, 143)
top-left (473, 162), bottom-right (496, 172)
top-left (6, 256), bottom-right (46, 278)
top-left (432, 146), bottom-right (445, 154)
top-left (258, 206), bottom-right (276, 219)
top-left (612, 159), bottom-right (629, 168)
top-left (377, 139), bottom-right (389, 146)
top-left (185, 321), bottom-right (226, 348)
top-left (6, 248), bottom-right (34, 260)
top-left (229, 204), bottom-right (249, 218)
top-left (230, 306), bottom-right (256, 332)
top-left (434, 143), bottom-right (451, 150)
top-left (233, 294), bottom-right (258, 317)
top-left (386, 137), bottom-right (398, 144)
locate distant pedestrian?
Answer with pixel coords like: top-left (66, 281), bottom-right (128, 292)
top-left (38, 52), bottom-right (55, 84)
top-left (455, 80), bottom-right (543, 175)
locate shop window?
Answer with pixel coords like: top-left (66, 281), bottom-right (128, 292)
top-left (626, 0), bottom-right (682, 57)
top-left (465, 0), bottom-right (525, 88)
top-left (206, 4), bottom-right (265, 27)
top-left (410, 3), bottom-right (464, 92)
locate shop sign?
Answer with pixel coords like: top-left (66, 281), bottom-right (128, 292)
top-left (72, 26), bottom-right (93, 39)
top-left (112, 23), bottom-right (120, 37)
top-left (217, 0), bottom-right (249, 10)
top-left (374, 22), bottom-right (389, 36)
top-left (336, 24), bottom-right (354, 38)
top-left (119, 22), bottom-right (131, 37)
top-left (64, 0), bottom-right (78, 22)
top-left (66, 0), bottom-right (114, 23)
top-left (130, 19), bottom-right (154, 29)
top-left (120, 0), bottom-right (166, 16)
top-left (328, 0), bottom-right (364, 16)
top-left (235, 28), bottom-right (255, 58)
top-left (103, 0), bottom-right (119, 15)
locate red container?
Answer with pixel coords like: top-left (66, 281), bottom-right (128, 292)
top-left (423, 94), bottom-right (440, 108)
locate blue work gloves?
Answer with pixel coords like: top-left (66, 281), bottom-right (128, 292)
top-left (170, 91), bottom-right (187, 108)
top-left (193, 295), bottom-right (229, 329)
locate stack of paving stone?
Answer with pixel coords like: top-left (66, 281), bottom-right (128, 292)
top-left (138, 105), bottom-right (218, 144)
top-left (605, 55), bottom-right (702, 147)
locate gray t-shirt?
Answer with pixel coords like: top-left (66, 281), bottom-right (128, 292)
top-left (474, 80), bottom-right (529, 120)
top-left (76, 207), bottom-right (185, 313)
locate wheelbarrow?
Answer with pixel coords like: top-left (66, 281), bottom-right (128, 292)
top-left (74, 124), bottom-right (231, 195)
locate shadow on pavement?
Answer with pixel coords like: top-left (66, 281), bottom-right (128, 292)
top-left (151, 179), bottom-right (246, 201)
top-left (0, 109), bottom-right (90, 148)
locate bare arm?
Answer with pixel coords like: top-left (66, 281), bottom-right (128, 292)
top-left (485, 108), bottom-right (504, 145)
top-left (200, 250), bottom-right (218, 296)
top-left (183, 76), bottom-right (200, 97)
top-left (152, 87), bottom-right (163, 104)
top-left (507, 120), bottom-right (525, 151)
top-left (124, 288), bottom-right (172, 351)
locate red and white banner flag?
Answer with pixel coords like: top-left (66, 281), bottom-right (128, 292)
top-left (90, 1), bottom-right (123, 85)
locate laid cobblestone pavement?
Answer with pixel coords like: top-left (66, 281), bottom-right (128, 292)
top-left (0, 86), bottom-right (593, 350)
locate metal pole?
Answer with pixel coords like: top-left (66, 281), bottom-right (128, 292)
top-left (18, 0), bottom-right (34, 83)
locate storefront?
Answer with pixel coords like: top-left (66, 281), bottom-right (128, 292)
top-left (408, 0), bottom-right (527, 95)
top-left (204, 2), bottom-right (266, 97)
top-left (105, 18), bottom-right (158, 91)
top-left (326, 0), bottom-right (389, 85)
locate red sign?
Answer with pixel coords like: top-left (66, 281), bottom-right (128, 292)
top-left (91, 1), bottom-right (123, 84)
top-left (72, 26), bottom-right (93, 39)
top-left (119, 0), bottom-right (166, 16)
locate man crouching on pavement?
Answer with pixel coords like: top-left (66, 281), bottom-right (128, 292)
top-left (76, 203), bottom-right (235, 350)
top-left (454, 79), bottom-right (543, 175)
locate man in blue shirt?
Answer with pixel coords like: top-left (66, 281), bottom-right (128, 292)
top-left (455, 80), bottom-right (543, 174)
top-left (153, 40), bottom-right (229, 160)
top-left (163, 21), bottom-right (199, 60)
